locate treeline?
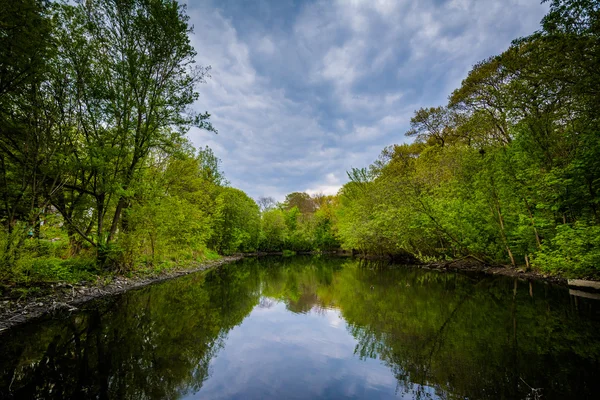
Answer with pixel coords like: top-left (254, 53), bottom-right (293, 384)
top-left (335, 0), bottom-right (600, 277)
top-left (2, 0), bottom-right (599, 285)
top-left (0, 0), bottom-right (339, 287)
top-left (0, 0), bottom-right (266, 285)
top-left (257, 192), bottom-right (339, 252)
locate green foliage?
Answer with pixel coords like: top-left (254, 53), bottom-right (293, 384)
top-left (0, 225), bottom-right (28, 279)
top-left (333, 0), bottom-right (600, 276)
top-left (197, 146), bottom-right (229, 186)
top-left (203, 249), bottom-right (221, 261)
top-left (17, 256), bottom-right (98, 283)
top-left (0, 0), bottom-right (261, 286)
top-left (533, 222), bottom-right (600, 278)
top-left (260, 209), bottom-right (288, 251)
top-left (1, 0), bottom-right (598, 282)
top-left (258, 193), bottom-right (340, 253)
top-left (211, 187), bottom-right (260, 254)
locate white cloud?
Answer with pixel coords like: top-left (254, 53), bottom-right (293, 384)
top-left (257, 35), bottom-right (276, 55)
top-left (305, 173), bottom-right (342, 197)
top-left (183, 0), bottom-right (548, 201)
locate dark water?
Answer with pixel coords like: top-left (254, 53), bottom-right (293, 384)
top-left (1, 256), bottom-right (600, 400)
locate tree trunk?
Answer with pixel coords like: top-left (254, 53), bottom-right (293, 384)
top-left (523, 198), bottom-right (541, 249)
top-left (493, 193), bottom-right (516, 267)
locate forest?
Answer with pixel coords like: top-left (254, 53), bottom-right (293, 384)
top-left (1, 0), bottom-right (599, 292)
top-left (334, 0), bottom-right (600, 277)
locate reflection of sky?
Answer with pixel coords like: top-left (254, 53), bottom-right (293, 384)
top-left (182, 299), bottom-right (439, 399)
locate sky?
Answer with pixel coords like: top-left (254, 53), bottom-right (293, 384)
top-left (184, 0), bottom-right (549, 202)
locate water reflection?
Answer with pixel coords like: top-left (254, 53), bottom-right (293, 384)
top-left (1, 256), bottom-right (599, 399)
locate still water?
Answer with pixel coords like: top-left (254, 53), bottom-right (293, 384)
top-left (1, 256), bottom-right (599, 399)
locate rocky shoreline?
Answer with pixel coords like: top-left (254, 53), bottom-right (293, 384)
top-left (0, 256), bottom-right (241, 334)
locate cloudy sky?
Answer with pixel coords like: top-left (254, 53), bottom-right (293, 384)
top-left (184, 0), bottom-right (548, 201)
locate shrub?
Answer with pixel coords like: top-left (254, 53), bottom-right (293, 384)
top-left (533, 222), bottom-right (600, 278)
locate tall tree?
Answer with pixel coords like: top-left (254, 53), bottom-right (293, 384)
top-left (0, 0), bottom-right (54, 232)
top-left (50, 0), bottom-right (215, 262)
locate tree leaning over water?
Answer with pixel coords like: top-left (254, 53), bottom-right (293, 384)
top-left (335, 0), bottom-right (600, 277)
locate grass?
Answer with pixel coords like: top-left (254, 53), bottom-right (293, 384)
top-left (1, 235), bottom-right (224, 299)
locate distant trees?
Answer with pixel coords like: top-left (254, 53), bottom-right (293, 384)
top-left (211, 188), bottom-right (260, 254)
top-left (257, 196), bottom-right (276, 212)
top-left (282, 192), bottom-right (315, 214)
top-left (256, 192), bottom-right (339, 252)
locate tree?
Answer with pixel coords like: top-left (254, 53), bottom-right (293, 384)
top-left (405, 106), bottom-right (456, 148)
top-left (197, 146), bottom-right (228, 187)
top-left (284, 192), bottom-right (316, 214)
top-left (0, 0), bottom-right (54, 231)
top-left (260, 209), bottom-right (288, 251)
top-left (448, 57), bottom-right (513, 146)
top-left (211, 188), bottom-right (260, 254)
top-left (257, 196), bottom-right (276, 212)
top-left (48, 0), bottom-right (215, 263)
top-left (0, 0), bottom-right (52, 101)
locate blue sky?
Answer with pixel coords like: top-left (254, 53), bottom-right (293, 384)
top-left (184, 0), bottom-right (548, 201)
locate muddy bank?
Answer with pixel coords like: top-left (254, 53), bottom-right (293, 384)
top-left (352, 253), bottom-right (582, 286)
top-left (0, 256), bottom-right (241, 334)
top-left (234, 250), bottom-right (352, 256)
top-left (420, 257), bottom-right (569, 285)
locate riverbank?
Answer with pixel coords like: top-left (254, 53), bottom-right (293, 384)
top-left (421, 256), bottom-right (569, 284)
top-left (0, 256), bottom-right (241, 333)
top-left (356, 253), bottom-right (600, 286)
top-left (3, 253), bottom-right (598, 334)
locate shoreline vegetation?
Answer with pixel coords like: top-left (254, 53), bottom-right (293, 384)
top-left (1, 0), bottom-right (599, 326)
top-left (3, 252), bottom-right (599, 334)
top-left (0, 256), bottom-right (241, 333)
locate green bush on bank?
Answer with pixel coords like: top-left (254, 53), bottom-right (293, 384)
top-left (533, 223), bottom-right (600, 278)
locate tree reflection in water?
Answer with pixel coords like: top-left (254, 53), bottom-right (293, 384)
top-left (1, 256), bottom-right (599, 399)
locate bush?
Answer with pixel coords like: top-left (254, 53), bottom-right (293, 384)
top-left (0, 225), bottom-right (28, 279)
top-left (203, 249), bottom-right (221, 260)
top-left (533, 222), bottom-right (600, 278)
top-left (17, 256), bottom-right (97, 283)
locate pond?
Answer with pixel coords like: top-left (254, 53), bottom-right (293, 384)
top-left (1, 256), bottom-right (599, 399)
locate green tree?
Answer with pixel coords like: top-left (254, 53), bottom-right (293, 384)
top-left (48, 0), bottom-right (215, 264)
top-left (211, 187), bottom-right (260, 254)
